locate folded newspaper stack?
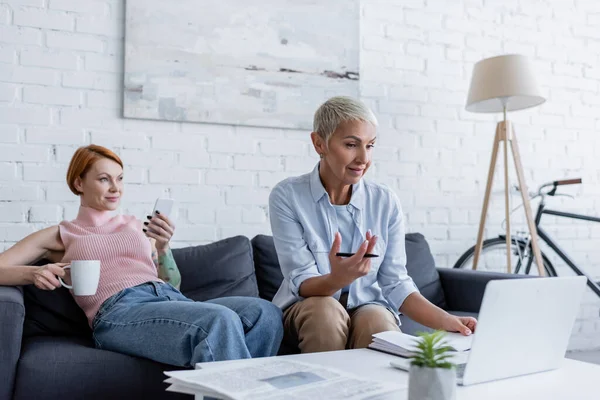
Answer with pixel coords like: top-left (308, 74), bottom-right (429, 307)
top-left (368, 331), bottom-right (473, 358)
top-left (164, 358), bottom-right (406, 400)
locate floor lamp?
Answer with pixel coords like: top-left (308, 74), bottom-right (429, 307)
top-left (465, 54), bottom-right (546, 275)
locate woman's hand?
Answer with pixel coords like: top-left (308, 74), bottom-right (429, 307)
top-left (31, 262), bottom-right (69, 291)
top-left (143, 211), bottom-right (175, 252)
top-left (327, 231), bottom-right (378, 289)
top-left (442, 314), bottom-right (477, 336)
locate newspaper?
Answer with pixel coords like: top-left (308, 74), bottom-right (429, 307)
top-left (164, 358), bottom-right (406, 400)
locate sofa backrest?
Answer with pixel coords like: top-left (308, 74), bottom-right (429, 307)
top-left (404, 233), bottom-right (446, 308)
top-left (174, 235), bottom-right (259, 301)
top-left (251, 233), bottom-right (446, 309)
top-left (251, 235), bottom-right (284, 301)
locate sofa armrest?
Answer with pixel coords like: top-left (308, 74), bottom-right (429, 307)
top-left (437, 268), bottom-right (531, 313)
top-left (0, 285), bottom-right (25, 400)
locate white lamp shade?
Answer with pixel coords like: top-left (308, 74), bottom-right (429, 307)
top-left (466, 54), bottom-right (545, 113)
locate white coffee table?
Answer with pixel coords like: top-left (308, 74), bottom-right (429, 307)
top-left (191, 348), bottom-right (600, 399)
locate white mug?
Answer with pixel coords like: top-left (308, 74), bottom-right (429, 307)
top-left (58, 260), bottom-right (101, 296)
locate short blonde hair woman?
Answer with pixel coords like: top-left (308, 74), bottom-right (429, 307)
top-left (269, 96), bottom-right (476, 352)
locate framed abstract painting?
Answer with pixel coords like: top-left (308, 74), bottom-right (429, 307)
top-left (123, 0), bottom-right (359, 129)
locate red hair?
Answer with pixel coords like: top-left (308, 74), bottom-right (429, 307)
top-left (66, 145), bottom-right (123, 195)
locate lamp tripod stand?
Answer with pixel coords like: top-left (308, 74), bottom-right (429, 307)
top-left (466, 54), bottom-right (546, 275)
top-left (471, 111), bottom-right (545, 275)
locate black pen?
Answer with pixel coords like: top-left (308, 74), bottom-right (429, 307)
top-left (336, 253), bottom-right (379, 258)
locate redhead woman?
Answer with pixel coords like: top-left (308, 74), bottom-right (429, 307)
top-left (0, 145), bottom-right (283, 366)
top-left (270, 97), bottom-right (477, 353)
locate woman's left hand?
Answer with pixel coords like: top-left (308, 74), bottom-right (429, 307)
top-left (143, 211), bottom-right (175, 252)
top-left (443, 314), bottom-right (477, 336)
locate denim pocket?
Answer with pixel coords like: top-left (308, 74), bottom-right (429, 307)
top-left (149, 281), bottom-right (165, 297)
top-left (156, 281), bottom-right (190, 302)
top-left (92, 289), bottom-right (128, 329)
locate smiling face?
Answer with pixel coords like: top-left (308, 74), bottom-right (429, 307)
top-left (313, 119), bottom-right (377, 187)
top-left (73, 158), bottom-right (124, 211)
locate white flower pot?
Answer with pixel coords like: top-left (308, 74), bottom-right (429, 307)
top-left (408, 365), bottom-right (456, 400)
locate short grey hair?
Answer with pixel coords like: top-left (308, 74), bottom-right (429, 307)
top-left (313, 96), bottom-right (378, 142)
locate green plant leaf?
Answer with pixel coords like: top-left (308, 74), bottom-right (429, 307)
top-left (409, 330), bottom-right (457, 369)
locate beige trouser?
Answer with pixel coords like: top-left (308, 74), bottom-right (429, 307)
top-left (282, 294), bottom-right (401, 353)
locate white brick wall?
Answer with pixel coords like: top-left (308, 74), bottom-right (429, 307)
top-left (0, 0), bottom-right (599, 350)
top-left (23, 86), bottom-right (81, 106)
top-left (46, 31), bottom-right (105, 52)
top-left (364, 0), bottom-right (600, 351)
top-left (49, 0), bottom-right (108, 15)
top-left (13, 8), bottom-right (74, 31)
top-left (20, 47), bottom-right (79, 70)
top-left (29, 204), bottom-right (61, 222)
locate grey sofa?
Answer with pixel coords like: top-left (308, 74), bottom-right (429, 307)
top-left (1, 233), bottom-right (522, 400)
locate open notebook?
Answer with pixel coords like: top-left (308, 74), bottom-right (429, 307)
top-left (368, 331), bottom-right (473, 358)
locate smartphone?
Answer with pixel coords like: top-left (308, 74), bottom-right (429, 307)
top-left (152, 198), bottom-right (175, 219)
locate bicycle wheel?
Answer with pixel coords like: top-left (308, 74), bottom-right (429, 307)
top-left (453, 237), bottom-right (557, 276)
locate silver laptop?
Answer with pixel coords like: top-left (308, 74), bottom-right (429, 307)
top-left (391, 276), bottom-right (587, 386)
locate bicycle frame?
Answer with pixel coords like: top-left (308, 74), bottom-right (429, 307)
top-left (533, 198), bottom-right (600, 297)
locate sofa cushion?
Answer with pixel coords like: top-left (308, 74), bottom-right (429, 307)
top-left (173, 235), bottom-right (259, 301)
top-left (14, 336), bottom-right (187, 400)
top-left (23, 284), bottom-right (91, 339)
top-left (405, 232), bottom-right (446, 309)
top-left (22, 257), bottom-right (91, 338)
top-left (251, 235), bottom-right (284, 301)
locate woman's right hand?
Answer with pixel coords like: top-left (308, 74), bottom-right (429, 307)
top-left (31, 262), bottom-right (69, 290)
top-left (328, 231), bottom-right (378, 289)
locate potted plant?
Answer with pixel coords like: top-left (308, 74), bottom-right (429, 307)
top-left (408, 330), bottom-right (456, 400)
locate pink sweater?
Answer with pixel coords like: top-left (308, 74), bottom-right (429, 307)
top-left (59, 206), bottom-right (162, 327)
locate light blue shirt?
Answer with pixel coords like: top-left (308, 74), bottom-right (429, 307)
top-left (269, 163), bottom-right (419, 323)
top-left (333, 204), bottom-right (354, 293)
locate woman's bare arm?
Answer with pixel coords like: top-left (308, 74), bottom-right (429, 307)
top-left (0, 226), bottom-right (65, 286)
top-left (399, 292), bottom-right (476, 335)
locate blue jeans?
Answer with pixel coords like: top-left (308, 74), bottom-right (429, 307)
top-left (92, 281), bottom-right (283, 366)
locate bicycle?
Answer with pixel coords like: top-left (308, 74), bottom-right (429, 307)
top-left (453, 178), bottom-right (600, 298)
